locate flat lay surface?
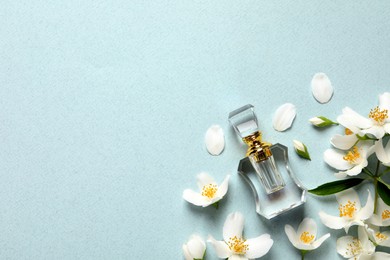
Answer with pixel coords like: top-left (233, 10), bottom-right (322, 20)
top-left (1, 1), bottom-right (390, 259)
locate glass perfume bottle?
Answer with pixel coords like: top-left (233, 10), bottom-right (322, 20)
top-left (229, 104), bottom-right (306, 219)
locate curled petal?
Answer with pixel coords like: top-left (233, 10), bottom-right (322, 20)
top-left (182, 189), bottom-right (210, 207)
top-left (311, 233), bottom-right (331, 250)
top-left (245, 234), bottom-right (273, 259)
top-left (284, 225), bottom-right (298, 248)
top-left (311, 73), bottom-right (333, 103)
top-left (341, 164), bottom-right (364, 176)
top-left (323, 149), bottom-right (351, 170)
top-left (374, 139), bottom-right (390, 165)
top-left (215, 175), bottom-right (230, 198)
top-left (196, 172), bottom-right (216, 190)
top-left (356, 190), bottom-right (374, 221)
top-left (319, 211), bottom-right (348, 230)
top-left (205, 125), bottom-right (225, 156)
top-left (207, 235), bottom-right (231, 258)
top-left (223, 212), bottom-right (245, 242)
top-left (362, 125), bottom-right (386, 139)
top-left (331, 134), bottom-right (358, 150)
top-left (341, 107), bottom-right (373, 129)
top-left (272, 103), bottom-right (296, 132)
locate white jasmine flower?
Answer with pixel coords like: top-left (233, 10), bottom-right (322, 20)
top-left (323, 144), bottom-right (373, 178)
top-left (337, 93), bottom-right (390, 139)
top-left (373, 139), bottom-right (390, 166)
top-left (311, 73), bottom-right (333, 103)
top-left (285, 218), bottom-right (330, 251)
top-left (336, 226), bottom-right (377, 259)
top-left (293, 140), bottom-right (311, 160)
top-left (183, 234), bottom-right (206, 260)
top-left (368, 197), bottom-right (390, 227)
top-left (208, 212), bottom-right (273, 260)
top-left (319, 188), bottom-right (374, 233)
top-left (330, 133), bottom-right (359, 150)
top-left (273, 103), bottom-right (296, 132)
top-left (205, 125), bottom-right (225, 156)
top-left (366, 225), bottom-right (390, 248)
top-left (309, 116), bottom-right (338, 127)
top-left (183, 172), bottom-right (230, 207)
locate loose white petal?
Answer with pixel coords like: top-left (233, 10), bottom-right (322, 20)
top-left (330, 134), bottom-right (358, 150)
top-left (311, 73), bottom-right (333, 103)
top-left (245, 234), bottom-right (273, 259)
top-left (223, 212), bottom-right (245, 242)
top-left (205, 125), bottom-right (225, 156)
top-left (323, 149), bottom-right (351, 170)
top-left (207, 236), bottom-right (232, 258)
top-left (273, 103), bottom-right (296, 131)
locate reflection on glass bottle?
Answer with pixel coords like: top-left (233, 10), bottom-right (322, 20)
top-left (229, 104), bottom-right (306, 219)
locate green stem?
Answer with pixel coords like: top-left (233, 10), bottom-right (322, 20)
top-left (374, 177), bottom-right (379, 214)
top-left (363, 167), bottom-right (374, 177)
top-left (301, 250), bottom-right (308, 260)
top-left (375, 160), bottom-right (381, 177)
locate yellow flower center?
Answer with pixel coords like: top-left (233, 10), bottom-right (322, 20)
top-left (382, 209), bottom-right (390, 220)
top-left (345, 238), bottom-right (362, 257)
top-left (375, 232), bottom-right (388, 242)
top-left (345, 128), bottom-right (354, 135)
top-left (300, 231), bottom-right (315, 244)
top-left (339, 200), bottom-right (357, 218)
top-left (343, 146), bottom-right (360, 164)
top-left (227, 236), bottom-right (248, 255)
top-left (201, 184), bottom-right (218, 199)
top-left (369, 106), bottom-right (388, 125)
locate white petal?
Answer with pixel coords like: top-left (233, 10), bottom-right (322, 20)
top-left (341, 164), bottom-right (363, 176)
top-left (362, 125), bottom-right (385, 139)
top-left (205, 125), bottom-right (225, 156)
top-left (207, 236), bottom-right (232, 258)
top-left (341, 107), bottom-right (373, 129)
top-left (215, 175), bottom-right (230, 198)
top-left (311, 73), bottom-right (333, 103)
top-left (309, 117), bottom-right (325, 126)
top-left (379, 92), bottom-right (390, 111)
top-left (272, 103), bottom-right (296, 132)
top-left (186, 235), bottom-right (206, 259)
top-left (197, 172), bottom-right (216, 190)
top-left (369, 252), bottom-right (390, 260)
top-left (331, 134), bottom-right (358, 150)
top-left (182, 189), bottom-right (210, 207)
top-left (358, 226), bottom-right (375, 254)
top-left (311, 233), bottom-right (331, 250)
top-left (284, 225), bottom-right (298, 248)
top-left (384, 123), bottom-right (390, 135)
top-left (297, 218), bottom-right (317, 240)
top-left (323, 149), bottom-right (351, 170)
top-left (182, 244), bottom-right (193, 260)
top-left (336, 235), bottom-right (358, 258)
top-left (356, 190), bottom-right (374, 221)
top-left (374, 139), bottom-right (390, 164)
top-left (228, 255), bottom-right (247, 260)
top-left (245, 234), bottom-right (273, 259)
top-left (336, 188), bottom-right (361, 210)
top-left (318, 211), bottom-right (348, 230)
top-left (293, 140), bottom-right (305, 152)
top-left (223, 212), bottom-right (245, 242)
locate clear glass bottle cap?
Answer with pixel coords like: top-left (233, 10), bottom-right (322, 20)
top-left (228, 104), bottom-right (259, 139)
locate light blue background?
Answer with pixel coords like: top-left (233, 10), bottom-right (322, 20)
top-left (1, 1), bottom-right (390, 259)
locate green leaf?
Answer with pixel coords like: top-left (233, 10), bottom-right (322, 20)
top-left (308, 178), bottom-right (365, 196)
top-left (377, 181), bottom-right (390, 206)
top-left (211, 201), bottom-right (219, 209)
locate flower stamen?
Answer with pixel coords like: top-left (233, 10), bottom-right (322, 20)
top-left (369, 106), bottom-right (388, 125)
top-left (228, 236), bottom-right (248, 255)
top-left (345, 238), bottom-right (362, 256)
top-left (300, 231), bottom-right (315, 244)
top-left (339, 200), bottom-right (357, 218)
top-left (201, 184), bottom-right (218, 199)
top-left (343, 146), bottom-right (361, 164)
top-left (382, 209), bottom-right (390, 220)
top-left (345, 128), bottom-right (354, 135)
top-left (375, 232), bottom-right (388, 242)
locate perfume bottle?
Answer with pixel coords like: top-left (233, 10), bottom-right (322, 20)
top-left (229, 104), bottom-right (306, 219)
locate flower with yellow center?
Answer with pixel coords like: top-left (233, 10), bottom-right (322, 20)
top-left (182, 234), bottom-right (206, 260)
top-left (366, 225), bottom-right (390, 249)
top-left (323, 144), bottom-right (373, 178)
top-left (208, 212), bottom-right (273, 260)
top-left (368, 197), bottom-right (390, 227)
top-left (337, 93), bottom-right (390, 139)
top-left (319, 188), bottom-right (374, 233)
top-left (183, 172), bottom-right (230, 208)
top-left (285, 218), bottom-right (330, 254)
